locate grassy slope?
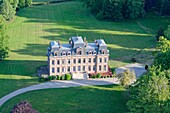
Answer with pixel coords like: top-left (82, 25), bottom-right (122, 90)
top-left (0, 85), bottom-right (128, 113)
top-left (0, 0), bottom-right (169, 102)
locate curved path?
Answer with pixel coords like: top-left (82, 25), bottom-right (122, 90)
top-left (0, 78), bottom-right (118, 106)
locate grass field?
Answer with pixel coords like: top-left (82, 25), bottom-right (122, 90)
top-left (0, 0), bottom-right (169, 108)
top-left (0, 85), bottom-right (128, 113)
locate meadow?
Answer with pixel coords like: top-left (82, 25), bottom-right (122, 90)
top-left (0, 85), bottom-right (127, 113)
top-left (0, 0), bottom-right (169, 111)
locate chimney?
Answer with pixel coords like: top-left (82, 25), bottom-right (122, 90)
top-left (84, 37), bottom-right (86, 42)
top-left (69, 38), bottom-right (72, 44)
top-left (58, 40), bottom-right (60, 45)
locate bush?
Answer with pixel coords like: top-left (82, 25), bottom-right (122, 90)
top-left (61, 75), bottom-right (65, 80)
top-left (131, 57), bottom-right (137, 62)
top-left (65, 74), bottom-right (72, 80)
top-left (92, 75), bottom-right (96, 78)
top-left (56, 75), bottom-right (60, 80)
top-left (96, 73), bottom-right (101, 78)
top-left (38, 77), bottom-right (45, 82)
top-left (48, 76), bottom-right (53, 81)
top-left (51, 75), bottom-right (56, 80)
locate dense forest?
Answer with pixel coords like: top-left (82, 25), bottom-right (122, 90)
top-left (83, 0), bottom-right (170, 21)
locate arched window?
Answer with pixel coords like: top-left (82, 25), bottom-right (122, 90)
top-left (88, 51), bottom-right (92, 55)
top-left (77, 47), bottom-right (82, 55)
top-left (102, 49), bottom-right (106, 54)
top-left (62, 52), bottom-right (66, 56)
top-left (93, 51), bottom-right (96, 55)
top-left (67, 52), bottom-right (71, 56)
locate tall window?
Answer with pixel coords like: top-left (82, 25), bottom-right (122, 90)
top-left (52, 68), bottom-right (55, 73)
top-left (99, 58), bottom-right (102, 63)
top-left (73, 66), bottom-right (76, 72)
top-left (88, 66), bottom-right (91, 71)
top-left (57, 67), bottom-right (60, 73)
top-left (78, 66), bottom-right (81, 71)
top-left (104, 58), bottom-right (107, 63)
top-left (68, 67), bottom-right (70, 72)
top-left (89, 58), bottom-right (91, 63)
top-left (62, 59), bottom-right (66, 64)
top-left (54, 52), bottom-right (57, 56)
top-left (93, 65), bottom-right (96, 71)
top-left (52, 60), bottom-right (55, 65)
top-left (68, 59), bottom-right (71, 64)
top-left (57, 60), bottom-right (60, 65)
top-left (74, 59), bottom-right (76, 64)
top-left (62, 67), bottom-right (65, 72)
top-left (83, 66), bottom-right (85, 71)
top-left (78, 59), bottom-right (81, 64)
top-left (99, 66), bottom-right (101, 71)
top-left (104, 65), bottom-right (106, 71)
top-left (83, 58), bottom-right (86, 63)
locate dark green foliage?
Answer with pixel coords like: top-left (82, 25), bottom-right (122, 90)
top-left (18, 0), bottom-right (25, 8)
top-left (0, 24), bottom-right (9, 60)
top-left (156, 26), bottom-right (165, 41)
top-left (127, 71), bottom-right (170, 113)
top-left (25, 0), bottom-right (32, 7)
top-left (65, 74), bottom-right (71, 80)
top-left (123, 0), bottom-right (145, 19)
top-left (160, 0), bottom-right (170, 16)
top-left (83, 0), bottom-right (145, 21)
top-left (96, 73), bottom-right (101, 78)
top-left (165, 25), bottom-right (170, 40)
top-left (61, 74), bottom-right (65, 80)
top-left (0, 0), bottom-right (15, 21)
top-left (56, 75), bottom-right (60, 80)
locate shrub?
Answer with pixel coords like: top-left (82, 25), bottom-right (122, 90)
top-left (51, 75), bottom-right (56, 80)
top-left (96, 73), bottom-right (101, 78)
top-left (65, 74), bottom-right (72, 80)
top-left (92, 75), bottom-right (96, 78)
top-left (38, 77), bottom-right (45, 82)
top-left (131, 57), bottom-right (137, 62)
top-left (61, 75), bottom-right (65, 80)
top-left (56, 75), bottom-right (60, 80)
top-left (48, 76), bottom-right (53, 81)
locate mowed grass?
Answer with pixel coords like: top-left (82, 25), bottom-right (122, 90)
top-left (0, 0), bottom-right (169, 100)
top-left (0, 85), bottom-right (128, 113)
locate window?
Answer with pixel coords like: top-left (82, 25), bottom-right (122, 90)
top-left (104, 58), bottom-right (107, 63)
top-left (54, 52), bottom-right (57, 56)
top-left (78, 51), bottom-right (82, 55)
top-left (67, 52), bottom-right (71, 56)
top-left (93, 51), bottom-right (96, 55)
top-left (83, 66), bottom-right (85, 71)
top-left (88, 51), bottom-right (92, 55)
top-left (104, 65), bottom-right (106, 71)
top-left (62, 52), bottom-right (66, 56)
top-left (78, 59), bottom-right (81, 64)
top-left (78, 66), bottom-right (81, 71)
top-left (88, 66), bottom-right (91, 71)
top-left (57, 67), bottom-right (60, 73)
top-left (93, 65), bottom-right (96, 71)
top-left (62, 67), bottom-right (65, 72)
top-left (68, 67), bottom-right (70, 72)
top-left (52, 68), bottom-right (55, 73)
top-left (99, 66), bottom-right (101, 71)
top-left (83, 58), bottom-right (86, 63)
top-left (102, 49), bottom-right (105, 54)
top-left (68, 59), bottom-right (71, 64)
top-left (52, 60), bottom-right (55, 65)
top-left (93, 58), bottom-right (96, 63)
top-left (62, 59), bottom-right (66, 64)
top-left (99, 58), bottom-right (102, 63)
top-left (57, 60), bottom-right (60, 65)
top-left (73, 66), bottom-right (76, 72)
top-left (89, 58), bottom-right (91, 63)
top-left (74, 59), bottom-right (76, 64)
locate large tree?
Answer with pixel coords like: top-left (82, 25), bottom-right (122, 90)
top-left (127, 72), bottom-right (170, 113)
top-left (0, 0), bottom-right (15, 21)
top-left (0, 24), bottom-right (9, 60)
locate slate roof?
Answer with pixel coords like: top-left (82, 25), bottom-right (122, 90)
top-left (47, 36), bottom-right (109, 57)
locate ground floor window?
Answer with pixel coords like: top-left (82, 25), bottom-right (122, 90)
top-left (62, 67), bottom-right (65, 72)
top-left (78, 66), bottom-right (81, 71)
top-left (88, 66), bottom-right (91, 71)
top-left (93, 65), bottom-right (96, 71)
top-left (99, 66), bottom-right (101, 71)
top-left (68, 67), bottom-right (70, 72)
top-left (52, 68), bottom-right (55, 73)
top-left (104, 65), bottom-right (106, 71)
top-left (83, 66), bottom-right (85, 71)
top-left (57, 67), bottom-right (60, 73)
top-left (73, 66), bottom-right (76, 72)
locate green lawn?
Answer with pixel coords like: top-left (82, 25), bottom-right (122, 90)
top-left (0, 85), bottom-right (128, 113)
top-left (0, 0), bottom-right (169, 106)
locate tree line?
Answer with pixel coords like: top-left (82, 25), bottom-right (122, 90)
top-left (83, 0), bottom-right (170, 21)
top-left (0, 0), bottom-right (32, 21)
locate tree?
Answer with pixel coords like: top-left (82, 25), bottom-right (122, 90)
top-left (127, 73), bottom-right (170, 113)
top-left (25, 0), bottom-right (32, 7)
top-left (164, 25), bottom-right (170, 40)
top-left (123, 0), bottom-right (145, 19)
top-left (0, 0), bottom-right (15, 21)
top-left (156, 36), bottom-right (170, 53)
top-left (0, 24), bottom-right (9, 60)
top-left (156, 26), bottom-right (165, 41)
top-left (116, 69), bottom-right (136, 87)
top-left (18, 0), bottom-right (25, 8)
top-left (160, 0), bottom-right (170, 16)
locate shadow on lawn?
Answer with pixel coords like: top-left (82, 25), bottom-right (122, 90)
top-left (0, 60), bottom-right (46, 76)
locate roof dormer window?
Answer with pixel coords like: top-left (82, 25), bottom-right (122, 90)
top-left (102, 49), bottom-right (106, 54)
top-left (93, 51), bottom-right (96, 55)
top-left (54, 52), bottom-right (57, 56)
top-left (67, 52), bottom-right (71, 56)
top-left (77, 47), bottom-right (82, 55)
top-left (62, 52), bottom-right (66, 56)
top-left (88, 51), bottom-right (92, 55)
